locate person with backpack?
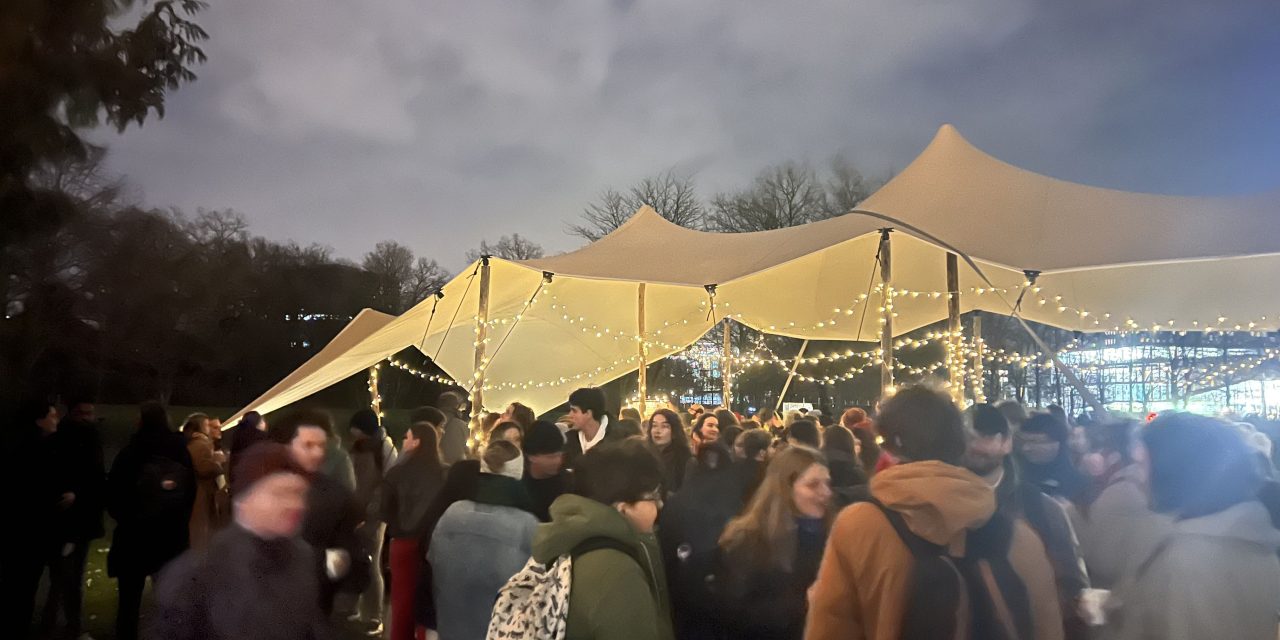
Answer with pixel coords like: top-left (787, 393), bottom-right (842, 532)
top-left (107, 402), bottom-right (197, 640)
top-left (963, 404), bottom-right (1090, 639)
top-left (490, 438), bottom-right (673, 640)
top-left (1105, 413), bottom-right (1280, 640)
top-left (716, 445), bottom-right (833, 640)
top-left (658, 443), bottom-right (743, 640)
top-left (805, 385), bottom-right (1063, 640)
top-left (269, 408), bottom-right (368, 618)
top-left (150, 442), bottom-right (327, 640)
top-left (430, 440), bottom-right (540, 639)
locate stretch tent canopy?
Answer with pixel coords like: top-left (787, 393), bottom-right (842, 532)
top-left (229, 125), bottom-right (1280, 421)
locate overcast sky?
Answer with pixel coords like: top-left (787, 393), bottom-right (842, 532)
top-left (92, 0), bottom-right (1280, 271)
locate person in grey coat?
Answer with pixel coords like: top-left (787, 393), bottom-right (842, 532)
top-left (1106, 413), bottom-right (1280, 640)
top-left (428, 440), bottom-right (538, 640)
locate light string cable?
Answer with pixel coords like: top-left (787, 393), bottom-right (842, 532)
top-left (465, 272), bottom-right (550, 393)
top-left (835, 208), bottom-right (1106, 414)
top-left (432, 259), bottom-right (482, 362)
top-left (854, 239), bottom-right (884, 343)
top-left (417, 289), bottom-right (445, 352)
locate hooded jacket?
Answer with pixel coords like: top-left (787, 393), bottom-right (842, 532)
top-left (805, 461), bottom-right (1063, 640)
top-left (1080, 463), bottom-right (1172, 589)
top-left (532, 494), bottom-right (674, 640)
top-left (1105, 500), bottom-right (1280, 640)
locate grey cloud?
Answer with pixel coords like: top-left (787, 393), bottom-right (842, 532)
top-left (93, 0), bottom-right (1280, 273)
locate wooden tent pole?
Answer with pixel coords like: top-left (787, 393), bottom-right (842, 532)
top-left (946, 252), bottom-right (963, 404)
top-left (972, 315), bottom-right (985, 402)
top-left (879, 229), bottom-right (894, 397)
top-left (722, 320), bottom-right (733, 409)
top-left (469, 256), bottom-right (491, 449)
top-left (637, 283), bottom-right (647, 416)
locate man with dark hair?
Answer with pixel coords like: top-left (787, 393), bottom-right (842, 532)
top-left (806, 385), bottom-right (1063, 640)
top-left (436, 391), bottom-right (471, 464)
top-left (562, 387), bottom-right (621, 470)
top-left (963, 404), bottom-right (1089, 635)
top-left (1, 401), bottom-right (63, 640)
top-left (42, 398), bottom-right (105, 640)
top-left (270, 408), bottom-right (367, 617)
top-left (785, 419), bottom-right (821, 449)
top-left (523, 420), bottom-right (570, 521)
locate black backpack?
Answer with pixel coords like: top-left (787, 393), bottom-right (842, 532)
top-left (136, 453), bottom-right (191, 521)
top-left (870, 498), bottom-right (1034, 640)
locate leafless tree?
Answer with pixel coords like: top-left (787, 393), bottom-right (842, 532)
top-left (405, 257), bottom-right (450, 302)
top-left (465, 233), bottom-right (545, 263)
top-left (707, 162), bottom-right (827, 232)
top-left (570, 170), bottom-right (706, 240)
top-left (362, 240), bottom-right (415, 312)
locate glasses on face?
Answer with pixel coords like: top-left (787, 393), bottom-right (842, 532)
top-left (639, 490), bottom-right (664, 510)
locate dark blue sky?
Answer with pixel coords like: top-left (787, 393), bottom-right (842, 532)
top-left (92, 0), bottom-right (1280, 269)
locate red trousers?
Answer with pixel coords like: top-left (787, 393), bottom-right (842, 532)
top-left (389, 538), bottom-right (426, 640)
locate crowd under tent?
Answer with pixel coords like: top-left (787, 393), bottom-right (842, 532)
top-left (227, 125), bottom-right (1280, 427)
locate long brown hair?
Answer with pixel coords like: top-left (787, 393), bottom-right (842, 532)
top-left (719, 446), bottom-right (831, 571)
top-left (646, 409), bottom-right (691, 456)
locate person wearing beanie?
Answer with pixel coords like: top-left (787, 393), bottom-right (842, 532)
top-left (269, 408), bottom-right (368, 618)
top-left (151, 443), bottom-right (328, 640)
top-left (523, 420), bottom-right (572, 522)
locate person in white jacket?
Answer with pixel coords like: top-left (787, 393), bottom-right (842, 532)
top-left (1107, 413), bottom-right (1280, 640)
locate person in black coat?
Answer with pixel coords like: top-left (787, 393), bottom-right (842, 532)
top-left (523, 420), bottom-right (572, 522)
top-left (268, 407), bottom-right (368, 617)
top-left (561, 387), bottom-right (623, 471)
top-left (715, 446), bottom-right (832, 640)
top-left (151, 443), bottom-right (327, 640)
top-left (107, 402), bottom-right (197, 640)
top-left (658, 443), bottom-right (743, 640)
top-left (42, 400), bottom-right (106, 639)
top-left (0, 400), bottom-right (64, 640)
top-left (646, 409), bottom-right (692, 498)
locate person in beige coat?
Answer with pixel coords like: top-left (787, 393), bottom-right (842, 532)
top-left (183, 413), bottom-right (225, 550)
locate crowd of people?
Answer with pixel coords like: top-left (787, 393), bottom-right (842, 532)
top-left (3, 384), bottom-right (1280, 640)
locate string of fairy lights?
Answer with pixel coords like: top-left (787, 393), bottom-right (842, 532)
top-left (371, 271), bottom-right (1275, 411)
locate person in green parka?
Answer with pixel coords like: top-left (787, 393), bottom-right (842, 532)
top-left (532, 438), bottom-right (675, 640)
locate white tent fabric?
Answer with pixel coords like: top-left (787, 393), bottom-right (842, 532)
top-left (229, 125), bottom-right (1280, 420)
top-left (225, 309), bottom-right (398, 425)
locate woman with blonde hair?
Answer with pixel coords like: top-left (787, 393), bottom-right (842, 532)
top-left (715, 446), bottom-right (832, 640)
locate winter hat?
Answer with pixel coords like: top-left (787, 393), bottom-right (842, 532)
top-left (232, 442), bottom-right (305, 497)
top-left (349, 408), bottom-right (381, 438)
top-left (524, 420), bottom-right (566, 456)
